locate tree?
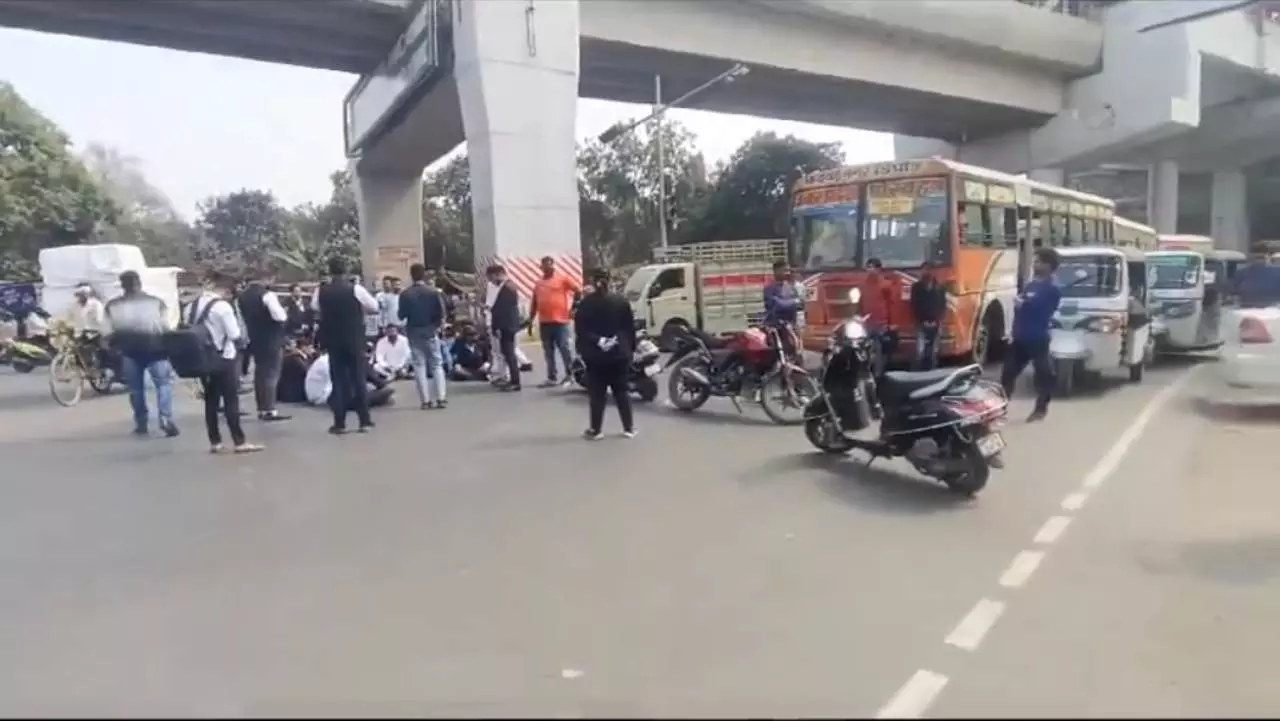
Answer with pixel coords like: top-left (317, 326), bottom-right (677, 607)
top-left (0, 82), bottom-right (116, 279)
top-left (689, 132), bottom-right (844, 242)
top-left (193, 189), bottom-right (296, 277)
top-left (577, 118), bottom-right (708, 266)
top-left (81, 142), bottom-right (194, 268)
top-left (422, 153), bottom-right (474, 272)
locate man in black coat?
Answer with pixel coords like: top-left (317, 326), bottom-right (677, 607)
top-left (315, 257), bottom-right (380, 434)
top-left (574, 266), bottom-right (637, 440)
top-left (486, 264), bottom-right (524, 391)
top-left (910, 260), bottom-right (948, 370)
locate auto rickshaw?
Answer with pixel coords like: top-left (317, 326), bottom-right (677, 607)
top-left (1147, 249), bottom-right (1236, 354)
top-left (1049, 246), bottom-right (1153, 395)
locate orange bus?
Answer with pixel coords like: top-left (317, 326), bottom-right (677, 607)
top-left (789, 158), bottom-right (1118, 363)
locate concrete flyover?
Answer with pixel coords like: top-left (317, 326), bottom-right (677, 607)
top-left (0, 0), bottom-right (414, 73)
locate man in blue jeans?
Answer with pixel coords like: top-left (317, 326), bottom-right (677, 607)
top-left (1001, 248), bottom-right (1062, 423)
top-left (399, 262), bottom-right (448, 409)
top-left (104, 270), bottom-right (179, 437)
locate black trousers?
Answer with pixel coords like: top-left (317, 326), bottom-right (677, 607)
top-left (250, 339), bottom-right (283, 414)
top-left (200, 357), bottom-right (246, 447)
top-left (328, 346), bottom-right (372, 429)
top-left (586, 359), bottom-right (633, 432)
top-left (497, 328), bottom-right (520, 387)
top-left (1000, 337), bottom-right (1054, 412)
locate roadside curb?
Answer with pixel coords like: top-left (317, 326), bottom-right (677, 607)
top-left (1188, 393), bottom-right (1280, 424)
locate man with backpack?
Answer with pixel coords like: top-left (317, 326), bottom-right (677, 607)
top-left (172, 274), bottom-right (262, 454)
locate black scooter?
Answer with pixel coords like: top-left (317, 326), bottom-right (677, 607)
top-left (803, 289), bottom-right (1008, 496)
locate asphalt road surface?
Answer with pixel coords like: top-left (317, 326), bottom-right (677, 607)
top-left (0, 356), bottom-right (1273, 717)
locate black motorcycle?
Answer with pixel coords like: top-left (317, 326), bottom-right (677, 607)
top-left (570, 320), bottom-right (663, 402)
top-left (803, 289), bottom-right (1008, 496)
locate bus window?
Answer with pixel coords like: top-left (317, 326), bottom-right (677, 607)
top-left (980, 206), bottom-right (1014, 248)
top-left (794, 207), bottom-right (858, 270)
top-left (864, 192), bottom-right (949, 269)
top-left (1050, 213), bottom-right (1067, 246)
top-left (959, 202), bottom-right (986, 245)
top-left (1067, 217), bottom-right (1084, 246)
top-left (1031, 209), bottom-right (1046, 248)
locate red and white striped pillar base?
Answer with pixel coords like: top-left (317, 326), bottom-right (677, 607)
top-left (475, 254), bottom-right (584, 306)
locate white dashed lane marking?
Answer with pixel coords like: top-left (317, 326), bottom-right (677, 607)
top-left (872, 365), bottom-right (1202, 718)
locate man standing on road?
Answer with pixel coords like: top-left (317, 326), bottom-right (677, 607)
top-left (575, 267), bottom-right (637, 440)
top-left (910, 261), bottom-right (947, 370)
top-left (399, 263), bottom-right (449, 409)
top-left (528, 256), bottom-right (580, 388)
top-left (237, 273), bottom-right (291, 423)
top-left (487, 264), bottom-right (524, 392)
top-left (1001, 247), bottom-right (1062, 423)
top-left (376, 276), bottom-right (402, 335)
top-left (103, 270), bottom-right (178, 438)
top-left (190, 273), bottom-right (262, 454)
top-left (861, 258), bottom-right (897, 371)
top-left (316, 257), bottom-right (379, 434)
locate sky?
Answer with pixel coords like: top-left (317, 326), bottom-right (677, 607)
top-left (0, 27), bottom-right (894, 219)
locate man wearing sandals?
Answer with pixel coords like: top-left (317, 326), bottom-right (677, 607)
top-left (188, 273), bottom-right (263, 454)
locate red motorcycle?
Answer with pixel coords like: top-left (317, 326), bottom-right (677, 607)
top-left (665, 323), bottom-right (818, 425)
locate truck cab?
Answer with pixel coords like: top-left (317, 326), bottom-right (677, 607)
top-left (623, 239), bottom-right (788, 350)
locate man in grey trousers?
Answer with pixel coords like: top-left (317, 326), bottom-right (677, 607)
top-left (398, 263), bottom-right (449, 409)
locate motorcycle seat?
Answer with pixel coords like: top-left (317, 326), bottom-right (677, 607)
top-left (881, 364), bottom-right (982, 401)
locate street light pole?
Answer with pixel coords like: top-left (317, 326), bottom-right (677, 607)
top-left (596, 63), bottom-right (750, 145)
top-left (655, 74), bottom-right (668, 250)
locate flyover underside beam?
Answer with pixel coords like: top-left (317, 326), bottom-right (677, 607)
top-left (1131, 96), bottom-right (1280, 165)
top-left (0, 0), bottom-right (393, 72)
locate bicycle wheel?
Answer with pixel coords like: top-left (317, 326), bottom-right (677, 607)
top-left (49, 352), bottom-right (85, 407)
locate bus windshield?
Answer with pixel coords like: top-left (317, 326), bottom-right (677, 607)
top-left (793, 205), bottom-right (858, 270)
top-left (1148, 254), bottom-right (1201, 290)
top-left (862, 178), bottom-right (948, 269)
top-left (1055, 255), bottom-right (1123, 298)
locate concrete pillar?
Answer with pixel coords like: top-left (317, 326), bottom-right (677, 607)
top-left (1147, 160), bottom-right (1179, 234)
top-left (1028, 168), bottom-right (1065, 187)
top-left (354, 166), bottom-right (424, 283)
top-left (453, 0), bottom-right (582, 301)
top-left (1210, 169), bottom-right (1250, 252)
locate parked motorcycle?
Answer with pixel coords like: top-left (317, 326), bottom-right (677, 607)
top-left (803, 289), bottom-right (1008, 496)
top-left (666, 322), bottom-right (817, 425)
top-left (570, 321), bottom-right (663, 402)
top-left (0, 308), bottom-right (54, 373)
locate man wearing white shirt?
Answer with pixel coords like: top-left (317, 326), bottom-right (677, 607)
top-left (190, 274), bottom-right (262, 454)
top-left (304, 352), bottom-right (396, 408)
top-left (373, 324), bottom-right (412, 379)
top-left (69, 284), bottom-right (106, 334)
top-left (315, 258), bottom-right (381, 434)
top-left (376, 276), bottom-right (402, 333)
top-left (236, 273), bottom-right (291, 422)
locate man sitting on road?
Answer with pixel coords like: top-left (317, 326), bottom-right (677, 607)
top-left (304, 351), bottom-right (395, 409)
top-left (373, 324), bottom-right (412, 379)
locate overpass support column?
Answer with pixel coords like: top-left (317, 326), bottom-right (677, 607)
top-left (1210, 169), bottom-right (1250, 253)
top-left (454, 0), bottom-right (582, 300)
top-left (1028, 168), bottom-right (1065, 187)
top-left (1148, 161), bottom-right (1179, 235)
top-left (354, 166), bottom-right (423, 283)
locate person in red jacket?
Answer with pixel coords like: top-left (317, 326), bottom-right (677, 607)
top-left (861, 258), bottom-right (897, 372)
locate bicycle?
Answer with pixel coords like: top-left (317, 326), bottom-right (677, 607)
top-left (48, 324), bottom-right (116, 407)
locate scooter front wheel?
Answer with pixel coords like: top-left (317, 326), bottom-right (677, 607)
top-left (804, 415), bottom-right (855, 454)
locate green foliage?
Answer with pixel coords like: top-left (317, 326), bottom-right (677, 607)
top-left (422, 153), bottom-right (473, 272)
top-left (688, 132), bottom-right (844, 243)
top-left (0, 82), bottom-right (116, 279)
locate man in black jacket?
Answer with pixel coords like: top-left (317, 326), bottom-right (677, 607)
top-left (237, 273), bottom-right (291, 421)
top-left (316, 257), bottom-right (379, 434)
top-left (574, 267), bottom-right (637, 440)
top-left (486, 264), bottom-right (524, 391)
top-left (909, 261), bottom-right (948, 370)
top-left (399, 262), bottom-right (449, 409)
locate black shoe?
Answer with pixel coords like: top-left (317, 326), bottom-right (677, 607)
top-left (161, 421), bottom-right (180, 438)
top-left (358, 421), bottom-right (375, 433)
top-left (132, 426), bottom-right (148, 437)
top-left (260, 411), bottom-right (291, 422)
top-left (582, 429), bottom-right (602, 441)
top-left (328, 426), bottom-right (346, 436)
top-left (501, 383), bottom-right (522, 392)
top-left (1026, 408), bottom-right (1047, 423)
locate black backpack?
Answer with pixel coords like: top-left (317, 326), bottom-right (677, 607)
top-left (164, 299), bottom-right (228, 379)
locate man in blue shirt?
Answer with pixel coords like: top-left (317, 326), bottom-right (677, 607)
top-left (1001, 248), bottom-right (1062, 423)
top-left (763, 260), bottom-right (801, 359)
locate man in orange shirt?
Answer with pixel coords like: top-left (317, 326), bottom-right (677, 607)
top-left (527, 256), bottom-right (582, 387)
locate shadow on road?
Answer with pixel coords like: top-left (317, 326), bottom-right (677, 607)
top-left (555, 391), bottom-right (778, 427)
top-left (737, 451), bottom-right (971, 516)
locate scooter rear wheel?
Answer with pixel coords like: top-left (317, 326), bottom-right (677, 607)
top-left (941, 443), bottom-right (990, 496)
top-left (804, 415), bottom-right (855, 454)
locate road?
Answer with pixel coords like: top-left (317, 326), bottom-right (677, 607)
top-left (0, 357), bottom-right (1273, 717)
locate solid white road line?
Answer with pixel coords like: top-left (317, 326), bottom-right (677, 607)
top-left (1033, 515), bottom-right (1072, 545)
top-left (944, 598), bottom-right (1006, 652)
top-left (1078, 367), bottom-right (1200, 490)
top-left (876, 669), bottom-right (950, 719)
top-left (1060, 491), bottom-right (1089, 511)
top-left (998, 550), bottom-right (1045, 589)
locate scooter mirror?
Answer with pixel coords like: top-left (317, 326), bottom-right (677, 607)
top-left (848, 287), bottom-right (862, 304)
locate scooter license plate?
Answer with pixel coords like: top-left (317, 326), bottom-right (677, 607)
top-left (977, 433), bottom-right (1005, 458)
top-left (643, 363), bottom-right (662, 377)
